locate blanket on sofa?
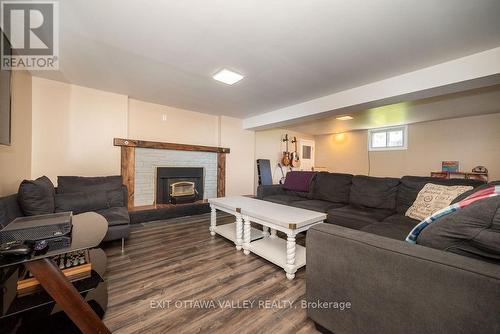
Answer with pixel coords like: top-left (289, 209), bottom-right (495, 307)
top-left (406, 185), bottom-right (500, 243)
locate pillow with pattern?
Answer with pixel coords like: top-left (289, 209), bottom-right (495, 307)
top-left (405, 183), bottom-right (472, 221)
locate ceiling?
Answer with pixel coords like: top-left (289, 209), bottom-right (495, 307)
top-left (31, 0), bottom-right (500, 118)
top-left (286, 84), bottom-right (500, 135)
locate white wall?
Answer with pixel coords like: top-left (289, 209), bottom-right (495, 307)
top-left (0, 71), bottom-right (32, 196)
top-left (315, 113), bottom-right (500, 180)
top-left (254, 128), bottom-right (314, 186)
top-left (31, 77), bottom-right (128, 183)
top-left (29, 77), bottom-right (257, 197)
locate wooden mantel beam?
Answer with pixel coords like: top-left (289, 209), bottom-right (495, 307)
top-left (114, 138), bottom-right (230, 154)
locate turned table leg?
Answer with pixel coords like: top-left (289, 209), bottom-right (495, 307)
top-left (262, 226), bottom-right (270, 237)
top-left (286, 234), bottom-right (297, 280)
top-left (243, 216), bottom-right (251, 255)
top-left (270, 228), bottom-right (277, 239)
top-left (209, 205), bottom-right (216, 236)
top-left (235, 213), bottom-right (243, 250)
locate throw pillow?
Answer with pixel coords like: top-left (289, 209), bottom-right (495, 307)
top-left (55, 191), bottom-right (108, 214)
top-left (405, 183), bottom-right (472, 221)
top-left (18, 176), bottom-right (56, 216)
top-left (282, 171), bottom-right (316, 192)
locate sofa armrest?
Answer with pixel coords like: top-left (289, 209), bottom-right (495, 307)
top-left (256, 184), bottom-right (286, 199)
top-left (306, 223), bottom-right (500, 334)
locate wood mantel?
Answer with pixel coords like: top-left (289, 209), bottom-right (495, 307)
top-left (114, 138), bottom-right (230, 153)
top-left (114, 138), bottom-right (229, 208)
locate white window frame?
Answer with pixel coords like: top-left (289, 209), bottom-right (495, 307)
top-left (368, 125), bottom-right (408, 151)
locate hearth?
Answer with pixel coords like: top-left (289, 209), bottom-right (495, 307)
top-left (156, 167), bottom-right (204, 204)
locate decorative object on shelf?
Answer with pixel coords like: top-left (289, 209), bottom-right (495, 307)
top-left (442, 161), bottom-right (459, 172)
top-left (430, 170), bottom-right (489, 182)
top-left (290, 136), bottom-right (301, 168)
top-left (281, 134), bottom-right (291, 167)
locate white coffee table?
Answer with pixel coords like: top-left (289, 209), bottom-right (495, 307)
top-left (209, 196), bottom-right (326, 280)
top-left (208, 196), bottom-right (268, 250)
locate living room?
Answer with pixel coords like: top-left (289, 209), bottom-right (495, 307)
top-left (1, 1), bottom-right (500, 334)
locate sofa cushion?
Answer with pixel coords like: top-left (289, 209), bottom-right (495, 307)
top-left (18, 176), bottom-right (55, 216)
top-left (311, 172), bottom-right (353, 203)
top-left (327, 205), bottom-right (394, 230)
top-left (55, 191), bottom-right (108, 215)
top-left (282, 171), bottom-right (316, 192)
top-left (96, 207), bottom-right (130, 227)
top-left (263, 194), bottom-right (304, 205)
top-left (291, 200), bottom-right (345, 213)
top-left (405, 183), bottom-right (473, 221)
top-left (57, 175), bottom-right (122, 194)
top-left (349, 175), bottom-right (400, 210)
top-left (396, 176), bottom-right (484, 214)
top-left (106, 188), bottom-right (124, 207)
top-left (361, 214), bottom-right (420, 240)
top-left (417, 195), bottom-right (500, 263)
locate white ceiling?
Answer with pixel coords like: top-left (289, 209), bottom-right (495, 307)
top-left (286, 85), bottom-right (500, 134)
top-left (31, 0), bottom-right (500, 118)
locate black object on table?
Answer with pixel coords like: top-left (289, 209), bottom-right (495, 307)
top-left (0, 212), bottom-right (110, 334)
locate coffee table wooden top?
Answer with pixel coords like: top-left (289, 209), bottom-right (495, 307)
top-left (209, 196), bottom-right (326, 229)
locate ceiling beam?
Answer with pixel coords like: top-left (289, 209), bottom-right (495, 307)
top-left (243, 47), bottom-right (500, 130)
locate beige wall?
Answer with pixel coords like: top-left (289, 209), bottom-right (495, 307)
top-left (0, 71), bottom-right (32, 196)
top-left (220, 116), bottom-right (255, 196)
top-left (128, 99), bottom-right (219, 146)
top-left (29, 78), bottom-right (257, 195)
top-left (31, 77), bottom-right (128, 184)
top-left (255, 129), bottom-right (313, 185)
top-left (315, 113), bottom-right (500, 180)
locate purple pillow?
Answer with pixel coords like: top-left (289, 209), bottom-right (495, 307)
top-left (283, 171), bottom-right (316, 192)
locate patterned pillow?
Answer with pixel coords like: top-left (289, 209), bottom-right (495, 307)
top-left (405, 183), bottom-right (472, 221)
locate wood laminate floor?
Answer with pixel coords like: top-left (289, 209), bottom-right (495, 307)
top-left (102, 212), bottom-right (319, 334)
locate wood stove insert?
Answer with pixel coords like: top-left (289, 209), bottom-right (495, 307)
top-left (156, 167), bottom-right (204, 204)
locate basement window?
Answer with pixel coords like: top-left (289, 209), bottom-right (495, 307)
top-left (368, 125), bottom-right (408, 151)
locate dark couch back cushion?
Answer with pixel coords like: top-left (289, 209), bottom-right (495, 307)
top-left (396, 176), bottom-right (485, 214)
top-left (18, 176), bottom-right (55, 216)
top-left (0, 194), bottom-right (24, 228)
top-left (57, 175), bottom-right (122, 194)
top-left (349, 175), bottom-right (400, 210)
top-left (417, 196), bottom-right (500, 263)
top-left (282, 171), bottom-right (316, 192)
top-left (55, 191), bottom-right (108, 215)
top-left (311, 172), bottom-right (353, 203)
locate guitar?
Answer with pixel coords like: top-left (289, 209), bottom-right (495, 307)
top-left (290, 136), bottom-right (300, 168)
top-left (281, 134), bottom-right (291, 166)
top-left (278, 163), bottom-right (286, 184)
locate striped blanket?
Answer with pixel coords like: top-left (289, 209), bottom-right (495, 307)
top-left (406, 185), bottom-right (500, 244)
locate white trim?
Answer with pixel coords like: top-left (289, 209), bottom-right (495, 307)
top-left (368, 125), bottom-right (408, 151)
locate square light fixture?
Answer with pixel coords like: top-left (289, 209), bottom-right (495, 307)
top-left (213, 68), bottom-right (244, 85)
top-left (336, 115), bottom-right (354, 121)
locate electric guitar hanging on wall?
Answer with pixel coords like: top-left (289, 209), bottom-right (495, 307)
top-left (290, 136), bottom-right (300, 168)
top-left (281, 134), bottom-right (291, 167)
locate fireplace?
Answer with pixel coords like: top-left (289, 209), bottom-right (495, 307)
top-left (156, 167), bottom-right (204, 204)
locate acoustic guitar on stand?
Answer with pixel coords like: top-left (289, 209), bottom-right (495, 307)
top-left (281, 134), bottom-right (291, 167)
top-left (290, 136), bottom-right (300, 168)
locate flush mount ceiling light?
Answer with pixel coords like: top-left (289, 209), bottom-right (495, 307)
top-left (336, 115), bottom-right (354, 121)
top-left (213, 68), bottom-right (244, 85)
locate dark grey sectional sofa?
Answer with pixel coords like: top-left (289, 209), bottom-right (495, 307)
top-left (0, 176), bottom-right (130, 245)
top-left (258, 173), bottom-right (500, 334)
top-left (258, 173), bottom-right (483, 240)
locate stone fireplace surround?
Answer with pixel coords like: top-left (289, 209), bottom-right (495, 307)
top-left (114, 138), bottom-right (230, 209)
